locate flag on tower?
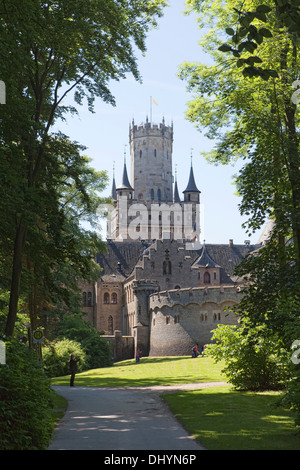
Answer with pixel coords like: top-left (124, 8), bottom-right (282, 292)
top-left (151, 97), bottom-right (158, 105)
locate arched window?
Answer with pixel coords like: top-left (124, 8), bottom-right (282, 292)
top-left (154, 149), bottom-right (157, 157)
top-left (204, 272), bottom-right (211, 284)
top-left (108, 315), bottom-right (113, 335)
top-left (111, 292), bottom-right (117, 304)
top-left (104, 292), bottom-right (110, 304)
top-left (150, 188), bottom-right (154, 200)
top-left (140, 150), bottom-right (142, 158)
top-left (82, 292), bottom-right (87, 306)
top-left (157, 189), bottom-right (161, 202)
top-left (87, 292), bottom-right (92, 306)
top-left (163, 260), bottom-right (172, 275)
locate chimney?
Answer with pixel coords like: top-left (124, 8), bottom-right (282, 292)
top-left (229, 239), bottom-right (233, 247)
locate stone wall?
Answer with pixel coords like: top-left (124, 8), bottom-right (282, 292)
top-left (102, 330), bottom-right (134, 363)
top-left (149, 286), bottom-right (242, 356)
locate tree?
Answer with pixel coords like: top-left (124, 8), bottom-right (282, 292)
top-left (217, 1), bottom-right (300, 79)
top-left (181, 0), bottom-right (300, 426)
top-left (0, 0), bottom-right (167, 336)
top-left (180, 0), bottom-right (300, 266)
top-left (20, 134), bottom-right (108, 333)
top-left (208, 321), bottom-right (289, 391)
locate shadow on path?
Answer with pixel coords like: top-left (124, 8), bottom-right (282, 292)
top-left (48, 383), bottom-right (226, 450)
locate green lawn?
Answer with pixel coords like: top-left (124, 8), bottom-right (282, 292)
top-left (51, 356), bottom-right (300, 450)
top-left (51, 356), bottom-right (225, 387)
top-left (163, 386), bottom-right (300, 450)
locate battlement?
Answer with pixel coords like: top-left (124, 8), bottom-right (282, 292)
top-left (130, 119), bottom-right (173, 141)
top-left (149, 285), bottom-right (242, 310)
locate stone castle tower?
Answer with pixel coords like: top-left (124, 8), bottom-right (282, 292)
top-left (80, 116), bottom-right (261, 360)
top-left (130, 116), bottom-right (173, 203)
top-left (110, 117), bottom-right (201, 243)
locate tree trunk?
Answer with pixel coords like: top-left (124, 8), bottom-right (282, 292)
top-left (4, 219), bottom-right (27, 337)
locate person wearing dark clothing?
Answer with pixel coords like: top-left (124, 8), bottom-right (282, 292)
top-left (136, 348), bottom-right (142, 363)
top-left (192, 344), bottom-right (199, 358)
top-left (69, 354), bottom-right (80, 386)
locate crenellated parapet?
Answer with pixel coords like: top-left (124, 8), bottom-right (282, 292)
top-left (150, 285), bottom-right (242, 311)
top-left (149, 285), bottom-right (242, 356)
top-left (129, 118), bottom-right (173, 141)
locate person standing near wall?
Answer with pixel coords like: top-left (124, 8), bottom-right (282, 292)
top-left (69, 354), bottom-right (80, 386)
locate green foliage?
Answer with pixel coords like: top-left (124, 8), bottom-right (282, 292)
top-left (281, 367), bottom-right (300, 429)
top-left (0, 339), bottom-right (53, 449)
top-left (235, 240), bottom-right (300, 339)
top-left (214, 1), bottom-right (300, 79)
top-left (0, 0), bottom-right (167, 337)
top-left (208, 323), bottom-right (289, 391)
top-left (182, 2), bottom-right (300, 429)
top-left (42, 338), bottom-right (86, 378)
top-left (57, 314), bottom-right (112, 369)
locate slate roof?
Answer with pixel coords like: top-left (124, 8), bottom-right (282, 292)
top-left (111, 176), bottom-right (117, 200)
top-left (173, 180), bottom-right (180, 202)
top-left (96, 240), bottom-right (261, 284)
top-left (96, 240), bottom-right (149, 277)
top-left (192, 244), bottom-right (220, 268)
top-left (116, 162), bottom-right (133, 191)
top-left (183, 165), bottom-right (200, 193)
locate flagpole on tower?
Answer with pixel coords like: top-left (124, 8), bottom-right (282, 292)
top-left (150, 96), bottom-right (158, 124)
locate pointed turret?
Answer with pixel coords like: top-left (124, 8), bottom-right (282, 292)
top-left (173, 165), bottom-right (180, 202)
top-left (111, 163), bottom-right (117, 200)
top-left (116, 151), bottom-right (134, 201)
top-left (192, 243), bottom-right (219, 268)
top-left (183, 153), bottom-right (200, 202)
top-left (117, 161), bottom-right (133, 191)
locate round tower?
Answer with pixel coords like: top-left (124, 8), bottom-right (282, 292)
top-left (129, 117), bottom-right (173, 202)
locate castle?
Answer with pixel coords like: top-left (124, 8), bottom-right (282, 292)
top-left (80, 118), bottom-right (261, 360)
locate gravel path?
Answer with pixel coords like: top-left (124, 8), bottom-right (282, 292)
top-left (49, 382), bottom-right (228, 451)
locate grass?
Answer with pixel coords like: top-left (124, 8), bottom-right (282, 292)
top-left (50, 356), bottom-right (300, 450)
top-left (50, 389), bottom-right (68, 421)
top-left (163, 386), bottom-right (300, 450)
top-left (51, 355), bottom-right (226, 387)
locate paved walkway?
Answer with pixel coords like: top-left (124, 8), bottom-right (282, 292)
top-left (48, 382), bottom-right (227, 451)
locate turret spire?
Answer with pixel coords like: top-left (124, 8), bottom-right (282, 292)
top-left (183, 151), bottom-right (200, 194)
top-left (111, 161), bottom-right (117, 200)
top-left (116, 148), bottom-right (133, 191)
top-left (173, 164), bottom-right (180, 202)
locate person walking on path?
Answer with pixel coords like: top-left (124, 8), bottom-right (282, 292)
top-left (69, 354), bottom-right (80, 386)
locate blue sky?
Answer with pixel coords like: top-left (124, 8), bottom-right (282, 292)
top-left (56, 0), bottom-right (263, 245)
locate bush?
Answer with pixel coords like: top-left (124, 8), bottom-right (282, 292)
top-left (208, 323), bottom-right (289, 391)
top-left (43, 338), bottom-right (86, 377)
top-left (57, 314), bottom-right (112, 369)
top-left (0, 339), bottom-right (53, 450)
